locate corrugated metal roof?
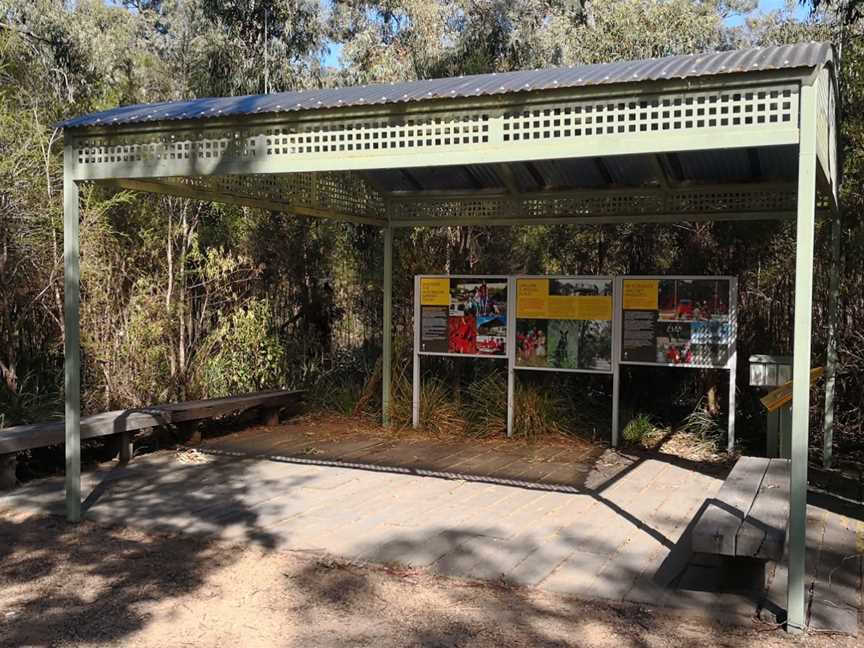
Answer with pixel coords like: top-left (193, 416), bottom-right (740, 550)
top-left (59, 42), bottom-right (832, 129)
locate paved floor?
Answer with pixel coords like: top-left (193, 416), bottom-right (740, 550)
top-left (2, 422), bottom-right (861, 633)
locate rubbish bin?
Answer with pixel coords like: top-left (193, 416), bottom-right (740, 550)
top-left (749, 354), bottom-right (793, 459)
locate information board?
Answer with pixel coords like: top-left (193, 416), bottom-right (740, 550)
top-left (620, 277), bottom-right (734, 368)
top-left (418, 276), bottom-right (508, 357)
top-left (514, 277), bottom-right (614, 373)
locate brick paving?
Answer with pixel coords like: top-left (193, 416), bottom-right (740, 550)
top-left (1, 419), bottom-right (860, 633)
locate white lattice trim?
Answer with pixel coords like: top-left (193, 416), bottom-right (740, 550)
top-left (502, 85), bottom-right (797, 141)
top-left (392, 188), bottom-right (798, 223)
top-left (71, 82), bottom-right (800, 179)
top-left (152, 172), bottom-right (385, 221)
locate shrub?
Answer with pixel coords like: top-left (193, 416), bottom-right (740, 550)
top-left (623, 413), bottom-right (654, 445)
top-left (194, 299), bottom-right (287, 397)
top-left (512, 383), bottom-right (574, 439)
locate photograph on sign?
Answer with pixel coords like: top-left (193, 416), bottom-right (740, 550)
top-left (418, 276), bottom-right (508, 357)
top-left (515, 277), bottom-right (612, 373)
top-left (621, 277), bottom-right (733, 368)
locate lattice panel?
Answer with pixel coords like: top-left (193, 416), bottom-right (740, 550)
top-left (393, 188), bottom-right (799, 223)
top-left (162, 171), bottom-right (385, 220)
top-left (71, 82), bottom-right (800, 178)
top-left (76, 129), bottom-right (258, 165)
top-left (390, 199), bottom-right (516, 222)
top-left (502, 85), bottom-right (798, 142)
top-left (668, 190), bottom-right (795, 214)
top-left (522, 194), bottom-right (666, 218)
top-left (263, 114), bottom-right (490, 157)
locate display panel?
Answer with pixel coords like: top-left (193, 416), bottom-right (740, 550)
top-left (418, 276), bottom-right (508, 357)
top-left (514, 277), bottom-right (613, 373)
top-left (621, 277), bottom-right (733, 368)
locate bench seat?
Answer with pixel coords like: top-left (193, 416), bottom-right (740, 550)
top-left (692, 456), bottom-right (791, 562)
top-left (0, 389), bottom-right (304, 455)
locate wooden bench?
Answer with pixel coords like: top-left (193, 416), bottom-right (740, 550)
top-left (0, 389), bottom-right (304, 490)
top-left (692, 456), bottom-right (791, 562)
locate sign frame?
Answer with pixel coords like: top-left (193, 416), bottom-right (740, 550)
top-left (617, 275), bottom-right (738, 371)
top-left (512, 274), bottom-right (615, 376)
top-left (415, 274), bottom-right (511, 361)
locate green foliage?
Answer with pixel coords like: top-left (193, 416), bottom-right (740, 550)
top-left (1, 0), bottom-right (864, 461)
top-left (623, 414), bottom-right (655, 445)
top-left (195, 300), bottom-right (287, 398)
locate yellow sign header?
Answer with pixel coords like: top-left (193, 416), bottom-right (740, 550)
top-left (419, 277), bottom-right (450, 306)
top-left (622, 280), bottom-right (659, 310)
top-left (517, 279), bottom-right (612, 320)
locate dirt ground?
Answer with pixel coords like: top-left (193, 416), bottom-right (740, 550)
top-left (0, 512), bottom-right (858, 648)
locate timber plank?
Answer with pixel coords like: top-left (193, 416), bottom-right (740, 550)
top-left (691, 456), bottom-right (769, 556)
top-left (736, 458), bottom-right (790, 560)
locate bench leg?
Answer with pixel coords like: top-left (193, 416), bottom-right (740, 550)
top-left (261, 406), bottom-right (280, 427)
top-left (118, 431), bottom-right (133, 464)
top-left (176, 421), bottom-right (201, 445)
top-left (0, 453), bottom-right (16, 490)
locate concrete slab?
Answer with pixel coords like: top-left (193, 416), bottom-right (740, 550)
top-left (2, 429), bottom-right (861, 633)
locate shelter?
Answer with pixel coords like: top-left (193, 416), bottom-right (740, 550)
top-left (58, 42), bottom-right (840, 632)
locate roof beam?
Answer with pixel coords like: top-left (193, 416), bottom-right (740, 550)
top-left (104, 178), bottom-right (387, 226)
top-left (399, 169), bottom-right (424, 191)
top-left (462, 166), bottom-right (485, 190)
top-left (665, 153), bottom-right (686, 184)
top-left (649, 155), bottom-right (674, 190)
top-left (594, 158), bottom-right (615, 186)
top-left (524, 162), bottom-right (547, 190)
top-left (494, 164), bottom-right (522, 196)
top-left (747, 148), bottom-right (763, 179)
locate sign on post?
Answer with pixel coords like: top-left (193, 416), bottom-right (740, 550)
top-left (619, 277), bottom-right (735, 369)
top-left (412, 274), bottom-right (738, 449)
top-left (513, 276), bottom-right (614, 374)
top-left (418, 276), bottom-right (509, 357)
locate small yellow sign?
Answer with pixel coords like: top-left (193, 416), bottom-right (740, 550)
top-left (623, 280), bottom-right (659, 310)
top-left (420, 277), bottom-right (450, 306)
top-left (516, 279), bottom-right (549, 318)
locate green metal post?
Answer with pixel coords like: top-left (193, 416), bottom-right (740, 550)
top-left (822, 208), bottom-right (841, 468)
top-left (382, 224), bottom-right (393, 426)
top-left (63, 149), bottom-right (82, 523)
top-left (787, 80), bottom-right (818, 633)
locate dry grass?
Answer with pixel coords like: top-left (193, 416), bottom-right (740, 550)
top-left (640, 427), bottom-right (732, 464)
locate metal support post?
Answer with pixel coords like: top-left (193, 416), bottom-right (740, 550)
top-left (787, 80), bottom-right (818, 633)
top-left (63, 150), bottom-right (82, 523)
top-left (412, 276), bottom-right (421, 428)
top-left (611, 276), bottom-right (623, 447)
top-left (506, 277), bottom-right (516, 437)
top-left (727, 278), bottom-right (739, 452)
top-left (382, 225), bottom-right (393, 426)
top-left (822, 208), bottom-right (841, 468)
